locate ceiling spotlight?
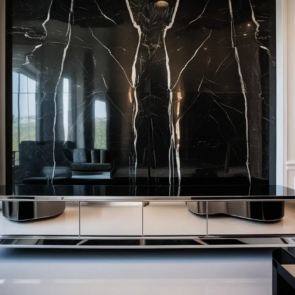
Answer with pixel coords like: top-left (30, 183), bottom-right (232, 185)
top-left (247, 23), bottom-right (251, 27)
top-left (154, 1), bottom-right (169, 8)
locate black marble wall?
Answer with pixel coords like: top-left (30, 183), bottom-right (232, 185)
top-left (8, 0), bottom-right (276, 185)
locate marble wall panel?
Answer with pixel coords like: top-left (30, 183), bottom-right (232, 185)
top-left (8, 0), bottom-right (276, 185)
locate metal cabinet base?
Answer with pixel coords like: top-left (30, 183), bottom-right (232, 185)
top-left (2, 201), bottom-right (66, 222)
top-left (187, 201), bottom-right (285, 222)
top-left (0, 238), bottom-right (294, 249)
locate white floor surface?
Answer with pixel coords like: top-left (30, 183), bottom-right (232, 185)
top-left (0, 248), bottom-right (273, 294)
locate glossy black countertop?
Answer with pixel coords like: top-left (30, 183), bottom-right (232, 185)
top-left (0, 184), bottom-right (294, 201)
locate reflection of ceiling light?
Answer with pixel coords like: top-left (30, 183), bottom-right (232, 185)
top-left (154, 1), bottom-right (169, 8)
top-left (244, 34), bottom-right (247, 36)
top-left (204, 48), bottom-right (207, 50)
top-left (128, 90), bottom-right (132, 103)
top-left (247, 23), bottom-right (251, 26)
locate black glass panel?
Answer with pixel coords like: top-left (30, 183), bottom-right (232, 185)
top-left (7, 0), bottom-right (276, 186)
top-left (0, 185), bottom-right (294, 199)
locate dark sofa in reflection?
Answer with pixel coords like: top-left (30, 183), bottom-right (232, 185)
top-left (15, 141), bottom-right (113, 184)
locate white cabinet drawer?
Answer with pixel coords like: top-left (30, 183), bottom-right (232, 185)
top-left (80, 202), bottom-right (143, 236)
top-left (208, 201), bottom-right (294, 236)
top-left (143, 202), bottom-right (207, 236)
top-left (0, 202), bottom-right (79, 236)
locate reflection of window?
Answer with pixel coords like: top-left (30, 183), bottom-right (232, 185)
top-left (63, 78), bottom-right (70, 142)
top-left (12, 72), bottom-right (37, 166)
top-left (94, 100), bottom-right (107, 150)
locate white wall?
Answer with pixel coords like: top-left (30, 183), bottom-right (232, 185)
top-left (277, 0), bottom-right (295, 188)
top-left (0, 0), bottom-right (5, 186)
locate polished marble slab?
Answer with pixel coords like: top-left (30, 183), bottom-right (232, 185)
top-left (8, 0), bottom-right (276, 185)
top-left (0, 184), bottom-right (293, 200)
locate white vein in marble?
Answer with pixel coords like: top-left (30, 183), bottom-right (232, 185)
top-left (163, 0), bottom-right (180, 186)
top-left (51, 0), bottom-right (74, 182)
top-left (125, 0), bottom-right (142, 180)
top-left (93, 0), bottom-right (116, 25)
top-left (42, 0), bottom-right (54, 40)
top-left (228, 0), bottom-right (251, 184)
top-left (189, 0), bottom-right (210, 25)
top-left (248, 0), bottom-right (273, 63)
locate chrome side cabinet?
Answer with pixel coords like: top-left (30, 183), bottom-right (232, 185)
top-left (2, 201), bottom-right (66, 221)
top-left (187, 201), bottom-right (285, 222)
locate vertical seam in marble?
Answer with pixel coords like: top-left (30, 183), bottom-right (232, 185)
top-left (150, 118), bottom-right (157, 179)
top-left (125, 0), bottom-right (142, 181)
top-left (249, 0), bottom-right (273, 170)
top-left (228, 0), bottom-right (251, 184)
top-left (168, 4), bottom-right (211, 187)
top-left (228, 0), bottom-right (235, 48)
top-left (163, 0), bottom-right (180, 186)
top-left (51, 0), bottom-right (74, 183)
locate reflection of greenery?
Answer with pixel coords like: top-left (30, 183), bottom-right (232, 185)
top-left (12, 115), bottom-right (106, 164)
top-left (13, 115), bottom-right (36, 153)
top-left (94, 118), bottom-right (107, 150)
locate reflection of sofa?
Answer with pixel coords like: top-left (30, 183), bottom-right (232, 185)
top-left (17, 141), bottom-right (112, 182)
top-left (69, 149), bottom-right (112, 176)
top-left (17, 141), bottom-right (72, 181)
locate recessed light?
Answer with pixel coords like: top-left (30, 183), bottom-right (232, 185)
top-left (154, 1), bottom-right (169, 8)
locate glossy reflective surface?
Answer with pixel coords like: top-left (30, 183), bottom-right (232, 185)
top-left (0, 249), bottom-right (272, 295)
top-left (9, 0), bottom-right (276, 185)
top-left (0, 185), bottom-right (293, 199)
